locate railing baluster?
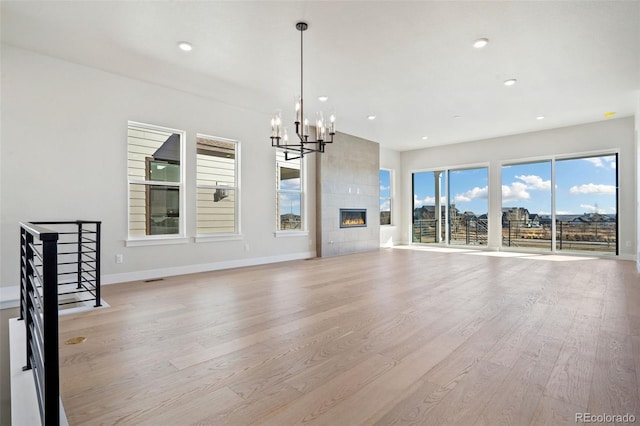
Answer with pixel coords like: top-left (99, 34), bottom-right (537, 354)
top-left (41, 235), bottom-right (59, 425)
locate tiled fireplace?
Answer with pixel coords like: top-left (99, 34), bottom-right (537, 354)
top-left (316, 132), bottom-right (380, 257)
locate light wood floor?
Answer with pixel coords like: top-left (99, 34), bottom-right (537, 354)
top-left (58, 248), bottom-right (640, 425)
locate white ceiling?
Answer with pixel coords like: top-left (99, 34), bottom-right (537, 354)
top-left (1, 1), bottom-right (639, 151)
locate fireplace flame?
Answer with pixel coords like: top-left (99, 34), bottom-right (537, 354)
top-left (342, 217), bottom-right (365, 226)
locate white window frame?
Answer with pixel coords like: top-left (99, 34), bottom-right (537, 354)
top-left (126, 121), bottom-right (187, 246)
top-left (275, 149), bottom-right (307, 236)
top-left (380, 168), bottom-right (393, 226)
top-left (194, 134), bottom-right (241, 242)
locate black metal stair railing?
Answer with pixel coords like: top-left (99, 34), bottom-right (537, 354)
top-left (19, 220), bottom-right (102, 426)
top-left (31, 221), bottom-right (102, 308)
top-left (19, 222), bottom-right (60, 426)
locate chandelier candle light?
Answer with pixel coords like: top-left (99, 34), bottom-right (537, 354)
top-left (271, 22), bottom-right (336, 161)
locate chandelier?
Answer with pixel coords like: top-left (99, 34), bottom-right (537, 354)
top-left (270, 22), bottom-right (335, 161)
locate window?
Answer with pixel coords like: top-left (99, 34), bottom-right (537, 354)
top-left (128, 122), bottom-right (184, 237)
top-left (380, 169), bottom-right (392, 225)
top-left (447, 167), bottom-right (488, 245)
top-left (501, 161), bottom-right (552, 249)
top-left (555, 154), bottom-right (617, 254)
top-left (196, 135), bottom-right (239, 235)
top-left (412, 170), bottom-right (445, 243)
top-left (501, 154), bottom-right (617, 254)
top-left (413, 167), bottom-right (488, 245)
top-left (276, 150), bottom-right (302, 230)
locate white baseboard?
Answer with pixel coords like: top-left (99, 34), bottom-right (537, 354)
top-left (1, 286), bottom-right (19, 310)
top-left (101, 251), bottom-right (317, 285)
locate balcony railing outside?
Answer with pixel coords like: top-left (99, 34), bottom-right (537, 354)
top-left (503, 219), bottom-right (617, 254)
top-left (413, 217), bottom-right (617, 255)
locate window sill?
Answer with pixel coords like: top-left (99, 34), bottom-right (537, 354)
top-left (195, 234), bottom-right (243, 243)
top-left (274, 230), bottom-right (309, 238)
top-left (125, 236), bottom-right (189, 247)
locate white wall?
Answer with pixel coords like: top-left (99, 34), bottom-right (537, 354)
top-left (400, 117), bottom-right (637, 258)
top-left (379, 146), bottom-right (403, 246)
top-left (0, 45), bottom-right (316, 300)
top-left (636, 95), bottom-right (640, 270)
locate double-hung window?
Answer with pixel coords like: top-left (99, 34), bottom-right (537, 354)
top-left (276, 150), bottom-right (303, 231)
top-left (196, 135), bottom-right (239, 235)
top-left (128, 122), bottom-right (184, 238)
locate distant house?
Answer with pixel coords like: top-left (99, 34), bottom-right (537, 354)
top-left (414, 204), bottom-right (460, 221)
top-left (555, 214), bottom-right (581, 223)
top-left (502, 207), bottom-right (530, 226)
top-left (528, 213), bottom-right (541, 227)
top-left (539, 215), bottom-right (552, 226)
top-left (280, 213), bottom-right (301, 230)
top-left (569, 212), bottom-right (616, 226)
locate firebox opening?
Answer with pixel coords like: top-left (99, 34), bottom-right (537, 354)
top-left (340, 208), bottom-right (367, 228)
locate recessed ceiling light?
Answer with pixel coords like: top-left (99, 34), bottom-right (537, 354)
top-left (318, 96), bottom-right (328, 102)
top-left (177, 41), bottom-right (193, 52)
top-left (422, 136), bottom-right (429, 140)
top-left (367, 115), bottom-right (376, 120)
top-left (473, 38), bottom-right (489, 48)
top-left (536, 116), bottom-right (545, 120)
top-left (453, 115), bottom-right (462, 119)
top-left (604, 111), bottom-right (616, 118)
top-left (503, 79), bottom-right (517, 86)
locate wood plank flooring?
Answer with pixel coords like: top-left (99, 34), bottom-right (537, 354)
top-left (57, 248), bottom-right (640, 425)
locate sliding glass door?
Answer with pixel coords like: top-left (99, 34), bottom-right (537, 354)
top-left (501, 154), bottom-right (617, 254)
top-left (448, 168), bottom-right (488, 246)
top-left (412, 167), bottom-right (488, 246)
top-left (501, 161), bottom-right (552, 249)
top-left (555, 154), bottom-right (617, 254)
top-left (412, 171), bottom-right (445, 243)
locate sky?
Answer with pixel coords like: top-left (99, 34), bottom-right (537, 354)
top-left (412, 154), bottom-right (617, 217)
top-left (380, 170), bottom-right (391, 212)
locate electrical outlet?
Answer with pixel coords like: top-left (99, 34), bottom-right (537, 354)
top-left (115, 254), bottom-right (124, 264)
top-left (244, 243), bottom-right (250, 252)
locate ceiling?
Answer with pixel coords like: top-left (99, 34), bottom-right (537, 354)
top-left (1, 1), bottom-right (639, 151)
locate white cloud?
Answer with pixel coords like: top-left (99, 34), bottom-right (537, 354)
top-left (583, 157), bottom-right (604, 168)
top-left (380, 185), bottom-right (390, 191)
top-left (380, 200), bottom-right (391, 211)
top-left (582, 156), bottom-right (616, 169)
top-left (502, 182), bottom-right (530, 202)
top-left (569, 183), bottom-right (616, 195)
top-left (454, 186), bottom-right (488, 203)
top-left (515, 174), bottom-right (550, 190)
top-left (580, 204), bottom-right (606, 214)
top-left (414, 194), bottom-right (446, 207)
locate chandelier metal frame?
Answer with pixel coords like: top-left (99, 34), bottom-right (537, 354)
top-left (270, 22), bottom-right (335, 161)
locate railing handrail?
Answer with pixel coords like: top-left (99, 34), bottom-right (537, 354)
top-left (19, 222), bottom-right (60, 242)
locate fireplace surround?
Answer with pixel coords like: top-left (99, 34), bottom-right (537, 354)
top-left (316, 132), bottom-right (379, 257)
top-left (340, 208), bottom-right (367, 228)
